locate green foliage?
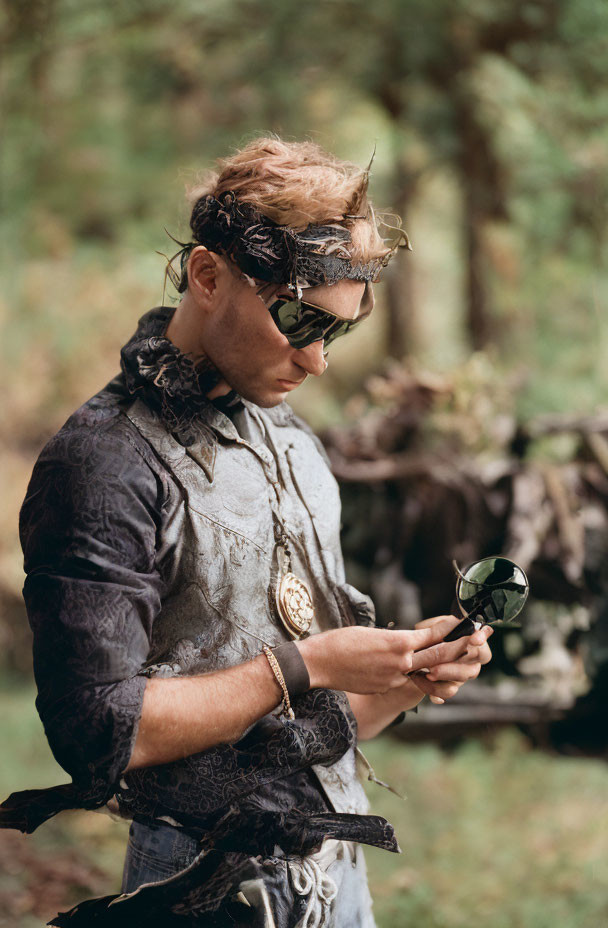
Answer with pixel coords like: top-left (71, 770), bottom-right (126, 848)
top-left (4, 0), bottom-right (606, 381)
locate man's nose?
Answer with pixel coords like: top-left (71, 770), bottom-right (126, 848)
top-left (293, 339), bottom-right (328, 377)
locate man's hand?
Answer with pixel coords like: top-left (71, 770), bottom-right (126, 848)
top-left (408, 615), bottom-right (493, 705)
top-left (296, 616), bottom-right (490, 695)
top-left (335, 615), bottom-right (494, 741)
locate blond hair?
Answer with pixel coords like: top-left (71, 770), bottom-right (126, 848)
top-left (187, 137), bottom-right (391, 264)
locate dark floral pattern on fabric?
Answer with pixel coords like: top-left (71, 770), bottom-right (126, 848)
top-left (117, 689), bottom-right (358, 825)
top-left (186, 191), bottom-right (396, 290)
top-left (120, 307), bottom-right (226, 446)
top-left (19, 413), bottom-right (163, 787)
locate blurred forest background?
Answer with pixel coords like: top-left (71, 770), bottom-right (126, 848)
top-left (1, 1), bottom-right (607, 926)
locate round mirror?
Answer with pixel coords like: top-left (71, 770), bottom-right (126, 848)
top-left (454, 556), bottom-right (529, 626)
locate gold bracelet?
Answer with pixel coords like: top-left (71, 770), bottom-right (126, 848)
top-left (262, 646), bottom-right (295, 720)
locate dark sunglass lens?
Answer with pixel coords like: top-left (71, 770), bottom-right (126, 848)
top-left (290, 321), bottom-right (329, 349)
top-left (268, 298), bottom-right (362, 349)
top-left (455, 556), bottom-right (528, 624)
top-left (275, 300), bottom-right (304, 333)
top-left (270, 299), bottom-right (325, 346)
top-left (323, 321), bottom-right (352, 347)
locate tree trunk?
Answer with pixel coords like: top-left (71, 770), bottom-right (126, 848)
top-left (384, 243), bottom-right (414, 359)
top-left (463, 186), bottom-right (491, 350)
top-left (453, 88), bottom-right (506, 350)
top-left (383, 161), bottom-right (418, 359)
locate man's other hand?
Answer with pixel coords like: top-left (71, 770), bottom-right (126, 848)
top-left (296, 616), bottom-right (491, 696)
top-left (408, 615), bottom-right (493, 704)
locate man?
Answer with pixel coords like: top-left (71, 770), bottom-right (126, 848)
top-left (9, 138), bottom-right (492, 926)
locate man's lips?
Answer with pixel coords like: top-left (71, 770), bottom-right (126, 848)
top-left (277, 377), bottom-right (305, 389)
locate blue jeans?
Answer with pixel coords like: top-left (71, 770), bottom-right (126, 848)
top-left (121, 819), bottom-right (376, 927)
top-left (121, 819), bottom-right (200, 892)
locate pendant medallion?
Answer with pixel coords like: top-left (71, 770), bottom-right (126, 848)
top-left (276, 572), bottom-right (314, 639)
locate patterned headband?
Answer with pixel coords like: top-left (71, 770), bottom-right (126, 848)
top-left (165, 191), bottom-right (410, 293)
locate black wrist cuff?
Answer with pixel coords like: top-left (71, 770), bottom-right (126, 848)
top-left (271, 642), bottom-right (310, 698)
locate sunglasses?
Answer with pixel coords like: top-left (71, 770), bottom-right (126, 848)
top-left (267, 286), bottom-right (372, 350)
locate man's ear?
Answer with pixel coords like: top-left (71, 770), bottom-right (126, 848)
top-left (186, 246), bottom-right (219, 308)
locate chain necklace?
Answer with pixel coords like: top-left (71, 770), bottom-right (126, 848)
top-left (245, 404), bottom-right (316, 640)
top-left (272, 517), bottom-right (315, 639)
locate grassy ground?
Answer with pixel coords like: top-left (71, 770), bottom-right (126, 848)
top-left (0, 683), bottom-right (606, 927)
top-left (361, 734), bottom-right (608, 928)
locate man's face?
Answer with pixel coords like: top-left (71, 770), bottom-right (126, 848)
top-left (201, 267), bottom-right (369, 408)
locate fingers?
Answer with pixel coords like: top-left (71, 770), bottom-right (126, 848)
top-left (409, 637), bottom-right (471, 673)
top-left (406, 616), bottom-right (461, 646)
top-left (479, 644), bottom-right (492, 665)
top-left (469, 639), bottom-right (493, 666)
top-left (401, 619), bottom-right (495, 706)
top-left (411, 627), bottom-right (492, 679)
top-left (454, 630), bottom-right (493, 666)
top-left (425, 661), bottom-right (481, 683)
top-left (407, 618), bottom-right (488, 652)
top-left (394, 619), bottom-right (492, 674)
top-left (309, 620), bottom-right (492, 696)
top-left (414, 615), bottom-right (456, 630)
top-left (411, 674), bottom-right (462, 702)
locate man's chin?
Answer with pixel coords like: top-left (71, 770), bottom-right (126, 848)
top-left (249, 392), bottom-right (288, 409)
top-left (239, 385), bottom-right (290, 408)
top-left (258, 398), bottom-right (287, 408)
